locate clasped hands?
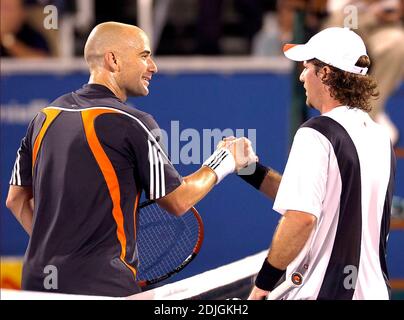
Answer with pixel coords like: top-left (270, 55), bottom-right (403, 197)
top-left (217, 136), bottom-right (258, 172)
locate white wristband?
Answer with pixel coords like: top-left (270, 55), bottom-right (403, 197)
top-left (203, 148), bottom-right (236, 184)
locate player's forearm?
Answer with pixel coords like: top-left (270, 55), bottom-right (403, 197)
top-left (19, 199), bottom-right (34, 236)
top-left (6, 192), bottom-right (34, 236)
top-left (267, 210), bottom-right (316, 270)
top-left (157, 167), bottom-right (216, 216)
top-left (259, 169), bottom-right (282, 200)
top-left (181, 166), bottom-right (217, 206)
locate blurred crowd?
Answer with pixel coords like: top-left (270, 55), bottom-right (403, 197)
top-left (1, 0), bottom-right (403, 144)
top-left (1, 0), bottom-right (275, 57)
top-left (1, 0), bottom-right (403, 57)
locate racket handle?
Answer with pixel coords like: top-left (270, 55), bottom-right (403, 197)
top-left (266, 272), bottom-right (303, 300)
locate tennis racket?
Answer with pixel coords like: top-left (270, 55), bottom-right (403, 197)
top-left (135, 200), bottom-right (204, 287)
top-left (266, 272), bottom-right (304, 300)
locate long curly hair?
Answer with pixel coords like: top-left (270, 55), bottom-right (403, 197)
top-left (310, 57), bottom-right (379, 112)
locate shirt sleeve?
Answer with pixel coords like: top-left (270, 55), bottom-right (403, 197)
top-left (127, 114), bottom-right (183, 200)
top-left (273, 127), bottom-right (331, 219)
top-left (9, 117), bottom-right (36, 186)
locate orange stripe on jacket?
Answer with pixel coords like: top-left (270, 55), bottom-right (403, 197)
top-left (32, 108), bottom-right (61, 169)
top-left (81, 108), bottom-right (137, 279)
top-left (133, 192), bottom-right (141, 242)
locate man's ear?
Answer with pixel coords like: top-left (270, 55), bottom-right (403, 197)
top-left (105, 51), bottom-right (120, 72)
top-left (320, 66), bottom-right (331, 82)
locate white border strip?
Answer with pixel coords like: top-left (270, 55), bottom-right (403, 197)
top-left (0, 289), bottom-right (122, 300)
top-left (1, 57), bottom-right (292, 75)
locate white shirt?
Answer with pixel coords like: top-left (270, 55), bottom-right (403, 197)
top-left (273, 106), bottom-right (394, 300)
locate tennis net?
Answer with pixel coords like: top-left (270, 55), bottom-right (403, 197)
top-left (1, 251), bottom-right (266, 300)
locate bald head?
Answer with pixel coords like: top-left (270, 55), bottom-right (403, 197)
top-left (83, 21), bottom-right (157, 101)
top-left (84, 22), bottom-right (148, 70)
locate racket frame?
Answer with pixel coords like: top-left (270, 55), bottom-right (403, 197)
top-left (136, 201), bottom-right (204, 287)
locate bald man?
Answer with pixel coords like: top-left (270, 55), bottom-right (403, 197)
top-left (6, 22), bottom-right (256, 297)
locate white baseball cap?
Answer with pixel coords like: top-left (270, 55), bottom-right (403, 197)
top-left (283, 27), bottom-right (369, 75)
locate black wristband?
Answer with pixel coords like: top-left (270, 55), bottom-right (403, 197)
top-left (255, 259), bottom-right (285, 291)
top-left (238, 162), bottom-right (269, 190)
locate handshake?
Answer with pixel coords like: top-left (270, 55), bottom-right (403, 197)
top-left (203, 136), bottom-right (258, 184)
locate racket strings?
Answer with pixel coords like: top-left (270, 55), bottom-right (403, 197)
top-left (136, 203), bottom-right (199, 281)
